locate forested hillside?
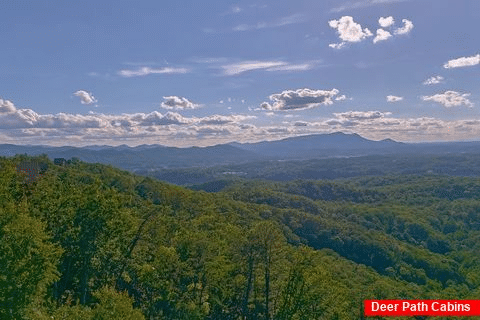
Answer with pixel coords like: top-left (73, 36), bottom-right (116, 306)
top-left (2, 155), bottom-right (480, 319)
top-left (144, 153), bottom-right (480, 186)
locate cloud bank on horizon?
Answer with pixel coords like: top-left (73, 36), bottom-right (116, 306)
top-left (0, 0), bottom-right (479, 146)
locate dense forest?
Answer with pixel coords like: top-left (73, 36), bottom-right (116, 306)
top-left (2, 155), bottom-right (480, 319)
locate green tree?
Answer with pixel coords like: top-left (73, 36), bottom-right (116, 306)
top-left (51, 287), bottom-right (144, 320)
top-left (91, 286), bottom-right (144, 320)
top-left (244, 220), bottom-right (287, 320)
top-left (0, 199), bottom-right (62, 319)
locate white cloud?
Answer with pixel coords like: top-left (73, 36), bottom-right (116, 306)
top-left (329, 43), bottom-right (347, 50)
top-left (261, 88), bottom-right (341, 111)
top-left (379, 16), bottom-right (395, 28)
top-left (387, 95), bottom-right (404, 102)
top-left (266, 63), bottom-right (313, 72)
top-left (335, 95), bottom-right (347, 101)
top-left (423, 76), bottom-right (444, 85)
top-left (0, 99), bottom-right (254, 132)
top-left (161, 96), bottom-right (201, 110)
top-left (373, 29), bottom-right (392, 43)
top-left (118, 67), bottom-right (189, 77)
top-left (330, 0), bottom-right (409, 13)
top-left (329, 16), bottom-right (412, 46)
top-left (0, 108), bottom-right (37, 129)
top-left (0, 98), bottom-right (17, 114)
top-left (328, 16), bottom-right (373, 49)
top-left (74, 90), bottom-right (97, 105)
top-left (422, 91), bottom-right (473, 108)
top-left (317, 114), bottom-right (480, 142)
top-left (443, 54), bottom-right (480, 69)
top-left (394, 19), bottom-right (414, 35)
top-left (222, 61), bottom-right (286, 75)
top-left (0, 107), bottom-right (112, 130)
top-left (334, 111), bottom-right (391, 120)
top-left (198, 114), bottom-right (255, 125)
top-left (221, 60), bottom-right (315, 75)
top-left (136, 111), bottom-right (193, 126)
top-left (37, 113), bottom-right (107, 129)
top-left (5, 101), bottom-right (480, 145)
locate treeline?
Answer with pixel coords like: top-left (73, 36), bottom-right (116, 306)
top-left (1, 155), bottom-right (480, 319)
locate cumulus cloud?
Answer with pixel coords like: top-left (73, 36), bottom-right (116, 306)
top-left (135, 111), bottom-right (193, 126)
top-left (36, 113), bottom-right (107, 129)
top-left (379, 16), bottom-right (395, 28)
top-left (74, 90), bottom-right (97, 105)
top-left (394, 19), bottom-right (414, 35)
top-left (221, 60), bottom-right (314, 75)
top-left (0, 107), bottom-right (112, 130)
top-left (6, 97), bottom-right (480, 146)
top-left (5, 104), bottom-right (480, 146)
top-left (443, 54), bottom-right (480, 69)
top-left (0, 98), bottom-right (17, 114)
top-left (335, 95), bottom-right (347, 101)
top-left (423, 76), bottom-right (444, 85)
top-left (328, 16), bottom-right (373, 49)
top-left (118, 67), bottom-right (189, 77)
top-left (373, 29), bottom-right (392, 43)
top-left (0, 108), bottom-right (38, 129)
top-left (334, 111), bottom-right (391, 120)
top-left (329, 15), bottom-right (412, 46)
top-left (161, 96), bottom-right (201, 110)
top-left (422, 91), bottom-right (473, 108)
top-left (0, 98), bottom-right (255, 132)
top-left (387, 95), bottom-right (404, 102)
top-left (261, 88), bottom-right (341, 111)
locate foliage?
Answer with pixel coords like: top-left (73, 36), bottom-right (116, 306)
top-left (2, 155), bottom-right (480, 319)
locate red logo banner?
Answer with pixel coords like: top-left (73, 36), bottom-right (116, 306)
top-left (365, 300), bottom-right (480, 317)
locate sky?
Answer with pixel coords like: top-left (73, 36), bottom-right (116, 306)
top-left (0, 0), bottom-right (479, 147)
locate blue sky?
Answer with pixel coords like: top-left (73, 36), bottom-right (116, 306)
top-left (0, 0), bottom-right (479, 146)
